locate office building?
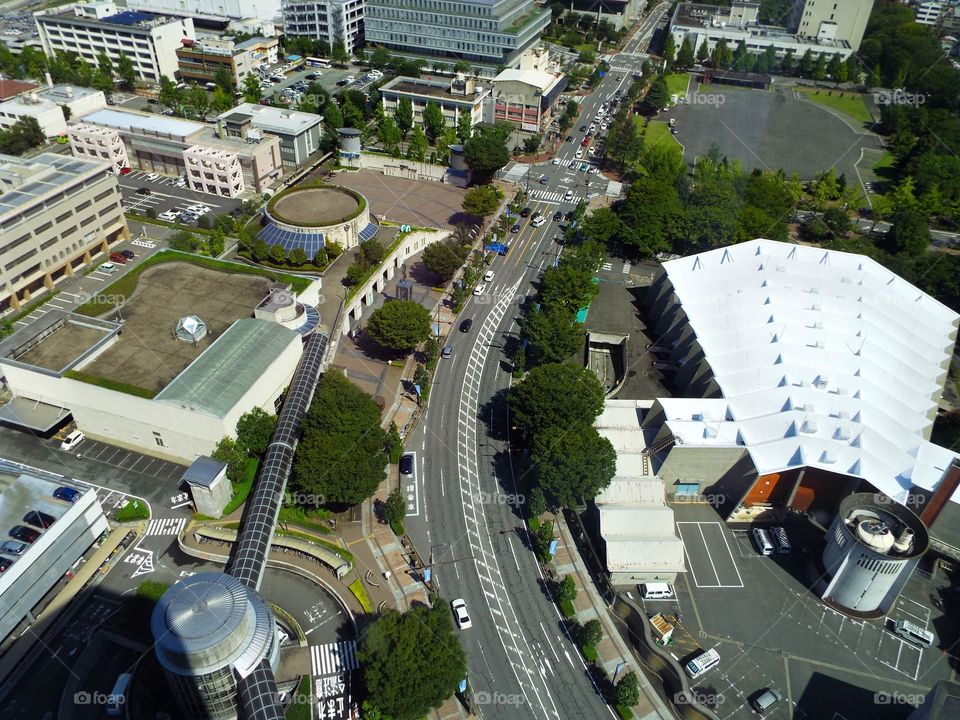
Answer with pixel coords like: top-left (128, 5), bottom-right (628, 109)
top-left (282, 0), bottom-right (365, 55)
top-left (218, 103), bottom-right (322, 167)
top-left (177, 36), bottom-right (280, 88)
top-left (0, 93), bottom-right (67, 137)
top-left (0, 461), bottom-right (108, 643)
top-left (35, 84), bottom-right (107, 120)
top-left (792, 0), bottom-right (873, 49)
top-left (379, 75), bottom-right (489, 132)
top-left (491, 67), bottom-right (565, 132)
top-left (126, 0), bottom-right (281, 22)
top-left (68, 108), bottom-right (283, 196)
top-left (35, 1), bottom-right (195, 83)
top-left (565, 0), bottom-right (642, 31)
top-left (0, 152), bottom-right (127, 313)
top-left (364, 0), bottom-right (551, 68)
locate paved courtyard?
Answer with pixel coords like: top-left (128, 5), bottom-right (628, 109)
top-left (662, 84), bottom-right (884, 181)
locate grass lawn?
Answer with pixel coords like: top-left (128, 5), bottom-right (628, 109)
top-left (220, 458), bottom-right (260, 517)
top-left (873, 151), bottom-right (896, 172)
top-left (285, 675), bottom-right (313, 720)
top-left (643, 120), bottom-right (683, 152)
top-left (349, 578), bottom-right (374, 613)
top-left (665, 72), bottom-right (690, 99)
top-left (794, 87), bottom-right (873, 126)
top-left (116, 498), bottom-right (150, 522)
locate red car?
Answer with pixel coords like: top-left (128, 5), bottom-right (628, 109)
top-left (109, 252), bottom-right (128, 264)
top-left (119, 167), bottom-right (132, 175)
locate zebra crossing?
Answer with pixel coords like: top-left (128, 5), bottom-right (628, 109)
top-left (145, 517), bottom-right (186, 536)
top-left (310, 640), bottom-right (359, 677)
top-left (529, 189), bottom-right (568, 203)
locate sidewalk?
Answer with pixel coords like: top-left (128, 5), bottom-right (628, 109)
top-left (553, 516), bottom-right (673, 720)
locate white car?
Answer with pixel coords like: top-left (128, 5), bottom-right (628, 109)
top-left (564, 190), bottom-right (574, 202)
top-left (552, 157), bottom-right (561, 165)
top-left (451, 598), bottom-right (472, 629)
top-left (158, 210), bottom-right (179, 221)
top-left (188, 205), bottom-right (211, 215)
top-left (60, 430), bottom-right (85, 451)
top-left (483, 270), bottom-right (495, 282)
top-left (473, 283), bottom-right (487, 296)
top-left (575, 149), bottom-right (584, 158)
top-left (145, 172), bottom-right (159, 181)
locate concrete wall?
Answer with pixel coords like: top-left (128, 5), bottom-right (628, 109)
top-left (348, 153), bottom-right (448, 181)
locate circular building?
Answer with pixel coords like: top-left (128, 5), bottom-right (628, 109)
top-left (820, 493), bottom-right (929, 617)
top-left (152, 572), bottom-right (280, 720)
top-left (258, 183), bottom-right (376, 257)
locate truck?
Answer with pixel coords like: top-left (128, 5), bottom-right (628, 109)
top-left (484, 242), bottom-right (508, 256)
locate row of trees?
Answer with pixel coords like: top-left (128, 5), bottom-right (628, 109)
top-left (0, 45), bottom-right (135, 91)
top-left (0, 116), bottom-right (45, 156)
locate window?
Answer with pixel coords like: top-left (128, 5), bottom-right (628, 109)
top-left (153, 431), bottom-right (165, 447)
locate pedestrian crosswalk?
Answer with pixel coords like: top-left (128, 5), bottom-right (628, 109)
top-left (529, 189), bottom-right (568, 203)
top-left (310, 640), bottom-right (359, 677)
top-left (145, 517), bottom-right (186, 536)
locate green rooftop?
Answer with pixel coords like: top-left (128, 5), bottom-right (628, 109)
top-left (155, 319), bottom-right (298, 419)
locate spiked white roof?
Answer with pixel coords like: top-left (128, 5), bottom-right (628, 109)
top-left (658, 239), bottom-right (960, 504)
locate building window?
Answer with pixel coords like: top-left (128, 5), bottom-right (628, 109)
top-left (153, 431), bottom-right (165, 447)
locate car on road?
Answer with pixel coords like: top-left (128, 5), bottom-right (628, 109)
top-left (539, 175), bottom-right (548, 184)
top-left (53, 486), bottom-right (82, 503)
top-left (9, 526), bottom-right (40, 544)
top-left (399, 453), bottom-right (414, 476)
top-left (511, 223), bottom-right (520, 233)
top-left (564, 191), bottom-right (574, 202)
top-left (145, 172), bottom-right (159, 181)
top-left (451, 598), bottom-right (472, 629)
top-left (579, 163), bottom-right (589, 172)
top-left (579, 125), bottom-right (587, 132)
top-left (552, 157), bottom-right (561, 164)
top-left (565, 135), bottom-right (573, 142)
top-left (520, 207), bottom-right (532, 217)
top-left (564, 210), bottom-right (575, 221)
top-left (552, 210), bottom-right (563, 221)
top-left (99, 262), bottom-right (117, 274)
top-left (575, 149), bottom-right (584, 158)
top-left (473, 283), bottom-right (486, 296)
top-left (483, 270), bottom-right (495, 282)
top-left (0, 540), bottom-right (27, 556)
top-left (23, 510), bottom-right (56, 529)
top-left (441, 345), bottom-right (453, 359)
top-left (60, 430), bottom-right (85, 451)
top-left (460, 318), bottom-right (473, 333)
top-left (751, 688), bottom-right (783, 714)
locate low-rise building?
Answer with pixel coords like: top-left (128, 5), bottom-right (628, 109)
top-left (218, 103), bottom-right (321, 166)
top-left (35, 83), bottom-right (107, 121)
top-left (0, 79), bottom-right (38, 102)
top-left (126, 0), bottom-right (281, 22)
top-left (68, 107), bottom-right (283, 196)
top-left (35, 1), bottom-right (195, 83)
top-left (0, 92), bottom-right (68, 137)
top-left (176, 36), bottom-right (280, 87)
top-left (282, 0), bottom-right (365, 55)
top-left (491, 68), bottom-right (565, 132)
top-left (379, 75), bottom-right (489, 132)
top-left (0, 152), bottom-right (127, 313)
top-left (915, 1), bottom-right (943, 26)
top-left (564, 0), bottom-right (642, 31)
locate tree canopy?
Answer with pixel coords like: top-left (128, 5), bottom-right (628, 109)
top-left (464, 124), bottom-right (511, 183)
top-left (235, 407), bottom-right (277, 457)
top-left (531, 422), bottom-right (616, 508)
top-left (367, 300), bottom-right (433, 352)
top-left (509, 363), bottom-right (605, 436)
top-left (462, 185), bottom-right (502, 218)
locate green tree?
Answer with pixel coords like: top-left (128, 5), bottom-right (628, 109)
top-left (527, 487), bottom-right (546, 519)
top-left (116, 53), bottom-right (137, 89)
top-left (711, 39), bottom-right (732, 69)
top-left (453, 60), bottom-right (472, 74)
top-left (212, 86), bottom-right (234, 114)
top-left (269, 244), bottom-right (286, 264)
top-left (423, 101), bottom-right (445, 143)
top-left (463, 125), bottom-right (511, 183)
top-left (370, 46), bottom-right (391, 70)
top-left (377, 114), bottom-right (402, 153)
top-left (676, 37), bottom-right (695, 70)
top-left (158, 76), bottom-right (181, 111)
top-left (384, 489), bottom-right (405, 534)
top-left (812, 54), bottom-right (827, 81)
top-left (663, 34), bottom-right (676, 68)
top-left (613, 672), bottom-right (641, 707)
top-left (531, 423), bottom-right (616, 507)
top-left (521, 306), bottom-right (583, 364)
top-left (557, 575), bottom-right (577, 603)
top-left (579, 619), bottom-right (603, 648)
top-left (641, 75), bottom-right (669, 114)
top-left (0, 116), bottom-right (44, 155)
top-left (462, 185), bottom-right (502, 218)
top-left (367, 300), bottom-right (432, 352)
top-left (289, 247), bottom-right (308, 266)
top-left (883, 206), bottom-right (931, 255)
top-left (242, 72), bottom-right (262, 103)
top-left (823, 207), bottom-right (852, 237)
top-left (357, 604), bottom-right (467, 720)
top-left (252, 238), bottom-right (270, 261)
top-left (212, 436), bottom-right (247, 485)
top-left (395, 96), bottom-right (414, 138)
top-left (214, 66), bottom-right (234, 93)
top-left (96, 51), bottom-right (114, 79)
top-left (539, 262), bottom-right (599, 315)
top-left (421, 241), bottom-right (463, 281)
top-left (780, 49), bottom-right (795, 76)
top-left (695, 41), bottom-right (709, 65)
top-left (207, 228), bottom-right (225, 257)
top-left (799, 49), bottom-right (815, 78)
top-left (331, 42), bottom-right (349, 64)
top-left (235, 407), bottom-right (277, 457)
top-left (188, 84), bottom-right (210, 119)
top-left (407, 126), bottom-right (428, 161)
top-left (293, 370), bottom-right (388, 505)
top-left (509, 363), bottom-right (605, 434)
top-left (323, 100), bottom-right (344, 134)
top-left (457, 109), bottom-right (472, 142)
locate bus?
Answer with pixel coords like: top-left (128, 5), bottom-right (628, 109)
top-left (306, 57), bottom-right (330, 68)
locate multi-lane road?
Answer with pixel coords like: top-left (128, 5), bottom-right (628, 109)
top-left (402, 9), bottom-right (672, 719)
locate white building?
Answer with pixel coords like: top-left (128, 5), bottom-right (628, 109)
top-left (218, 103), bottom-right (322, 166)
top-left (491, 67), bottom-right (566, 132)
top-left (35, 1), bottom-right (195, 83)
top-left (126, 0), bottom-right (282, 22)
top-left (183, 145), bottom-right (245, 197)
top-left (0, 93), bottom-right (67, 137)
top-left (379, 75), bottom-right (489, 132)
top-left (792, 0), bottom-right (873, 49)
top-left (35, 84), bottom-right (107, 121)
top-left (915, 1), bottom-right (943, 26)
top-left (282, 0), bottom-right (365, 55)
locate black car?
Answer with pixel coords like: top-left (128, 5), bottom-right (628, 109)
top-left (460, 318), bottom-right (473, 333)
top-left (305, 72), bottom-right (319, 80)
top-left (564, 210), bottom-right (575, 221)
top-left (511, 223), bottom-right (521, 233)
top-left (520, 207), bottom-right (532, 218)
top-left (135, 187), bottom-right (152, 195)
top-left (336, 79), bottom-right (349, 86)
top-left (23, 510), bottom-right (55, 529)
top-left (579, 125), bottom-right (587, 132)
top-left (565, 135), bottom-right (574, 142)
top-left (0, 557), bottom-right (12, 573)
top-left (552, 210), bottom-right (563, 221)
top-left (9, 525), bottom-right (40, 543)
top-left (120, 249), bottom-right (135, 259)
top-left (399, 453), bottom-right (414, 476)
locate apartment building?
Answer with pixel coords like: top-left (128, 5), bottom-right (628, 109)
top-left (0, 152), bottom-right (127, 312)
top-left (282, 0), bottom-right (364, 54)
top-left (379, 75), bottom-right (489, 131)
top-left (792, 0), bottom-right (873, 49)
top-left (218, 103), bottom-right (321, 166)
top-left (0, 93), bottom-right (67, 137)
top-left (364, 0), bottom-right (551, 68)
top-left (125, 0), bottom-right (281, 22)
top-left (34, 1), bottom-right (194, 83)
top-left (68, 108), bottom-right (283, 197)
top-left (177, 36), bottom-right (280, 87)
top-left (491, 68), bottom-right (564, 132)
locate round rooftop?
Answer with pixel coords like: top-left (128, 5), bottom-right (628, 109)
top-left (269, 186), bottom-right (360, 227)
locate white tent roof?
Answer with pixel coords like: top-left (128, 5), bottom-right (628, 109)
top-left (659, 239), bottom-right (960, 504)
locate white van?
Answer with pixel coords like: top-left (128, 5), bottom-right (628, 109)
top-left (99, 262), bottom-right (117, 274)
top-left (751, 527), bottom-right (774, 556)
top-left (684, 647), bottom-right (720, 679)
top-left (892, 619), bottom-right (934, 648)
top-left (640, 582), bottom-right (674, 600)
top-left (107, 672), bottom-right (131, 716)
top-left (532, 215), bottom-right (547, 228)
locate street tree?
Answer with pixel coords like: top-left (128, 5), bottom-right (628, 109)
top-left (395, 97), bottom-right (414, 138)
top-left (212, 86), bottom-right (234, 114)
top-left (521, 306), bottom-right (583, 364)
top-left (188, 84), bottom-right (210, 119)
top-left (357, 603), bottom-right (467, 720)
top-left (423, 101), bottom-right (445, 143)
top-left (377, 115), bottom-right (402, 154)
top-left (641, 75), bottom-right (669, 114)
top-left (116, 53), bottom-right (137, 89)
top-left (663, 34), bottom-right (676, 68)
top-left (579, 619), bottom-right (603, 648)
top-left (366, 300), bottom-right (432, 352)
top-left (214, 66), bottom-right (234, 93)
top-left (235, 407), bottom-right (277, 457)
top-left (407, 126), bottom-right (428, 161)
top-left (462, 185), bottom-right (502, 218)
top-left (242, 73), bottom-right (262, 103)
top-left (463, 125), bottom-right (511, 183)
top-left (293, 370), bottom-right (388, 506)
top-left (509, 363), bottom-right (605, 434)
top-left (613, 672), bottom-right (641, 708)
top-left (331, 42), bottom-right (349, 64)
top-left (530, 422), bottom-right (616, 508)
top-left (539, 262), bottom-right (599, 315)
top-left (457, 108), bottom-right (472, 141)
top-left (421, 241), bottom-right (463, 281)
top-left (676, 37), bottom-right (695, 70)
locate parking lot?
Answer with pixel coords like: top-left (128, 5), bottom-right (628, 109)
top-left (663, 503), bottom-right (957, 719)
top-left (119, 170), bottom-right (244, 221)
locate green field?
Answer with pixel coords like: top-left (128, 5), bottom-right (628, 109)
top-left (644, 120), bottom-right (683, 151)
top-left (665, 73), bottom-right (690, 99)
top-left (795, 87), bottom-right (873, 126)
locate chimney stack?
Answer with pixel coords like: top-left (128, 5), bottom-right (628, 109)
top-left (920, 458), bottom-right (960, 527)
top-left (45, 71), bottom-right (53, 89)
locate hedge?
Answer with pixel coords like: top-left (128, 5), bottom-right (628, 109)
top-left (615, 705), bottom-right (634, 720)
top-left (560, 599), bottom-right (576, 618)
top-left (349, 578), bottom-right (374, 614)
top-left (266, 181), bottom-right (367, 228)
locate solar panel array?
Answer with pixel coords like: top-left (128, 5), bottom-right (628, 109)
top-left (258, 223), bottom-right (325, 256)
top-left (227, 331), bottom-right (328, 590)
top-left (358, 223), bottom-right (379, 243)
top-left (237, 660), bottom-right (284, 720)
top-left (294, 306), bottom-right (321, 336)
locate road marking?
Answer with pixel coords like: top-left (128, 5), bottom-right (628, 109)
top-left (145, 517), bottom-right (186, 536)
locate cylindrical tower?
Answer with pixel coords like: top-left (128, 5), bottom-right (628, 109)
top-left (337, 127), bottom-right (362, 158)
top-left (821, 493), bottom-right (929, 616)
top-left (151, 572), bottom-right (280, 720)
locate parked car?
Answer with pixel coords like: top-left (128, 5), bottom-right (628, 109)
top-left (135, 187), bottom-right (151, 196)
top-left (9, 526), bottom-right (40, 544)
top-left (441, 345), bottom-right (453, 359)
top-left (399, 453), bottom-right (414, 476)
top-left (459, 318), bottom-right (473, 333)
top-left (60, 429), bottom-right (85, 451)
top-left (0, 557), bottom-right (13, 572)
top-left (53, 486), bottom-right (82, 503)
top-left (751, 689), bottom-right (783, 714)
top-left (120, 250), bottom-right (135, 259)
top-left (0, 540), bottom-right (27, 556)
top-left (451, 598), bottom-right (472, 629)
top-left (23, 510), bottom-right (55, 529)
top-left (109, 252), bottom-right (128, 264)
top-left (99, 262), bottom-right (117, 274)
top-left (119, 167), bottom-right (132, 175)
top-left (158, 210), bottom-right (179, 222)
top-left (483, 270), bottom-right (495, 282)
top-left (145, 172), bottom-right (159, 181)
top-left (579, 125), bottom-right (587, 132)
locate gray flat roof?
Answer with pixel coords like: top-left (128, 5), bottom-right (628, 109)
top-left (183, 456), bottom-right (228, 488)
top-left (221, 103), bottom-right (321, 135)
top-left (78, 108), bottom-right (204, 139)
top-left (0, 153), bottom-right (111, 219)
